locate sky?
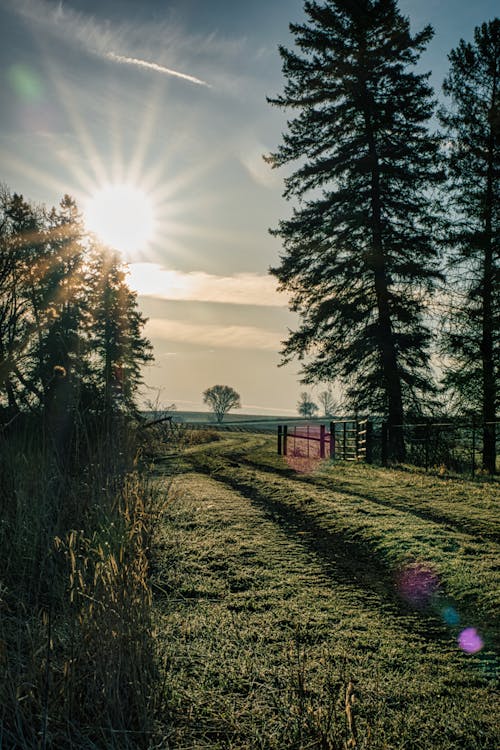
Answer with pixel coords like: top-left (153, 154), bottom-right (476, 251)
top-left (0, 0), bottom-right (498, 415)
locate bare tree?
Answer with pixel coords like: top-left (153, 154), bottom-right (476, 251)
top-left (297, 392), bottom-right (318, 419)
top-left (318, 389), bottom-right (340, 418)
top-left (203, 384), bottom-right (241, 423)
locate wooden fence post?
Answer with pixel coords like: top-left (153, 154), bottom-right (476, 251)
top-left (320, 424), bottom-right (326, 458)
top-left (283, 425), bottom-right (288, 456)
top-left (277, 425), bottom-right (282, 455)
top-left (342, 421), bottom-right (347, 460)
top-left (425, 420), bottom-right (430, 472)
top-left (355, 419), bottom-right (359, 460)
top-left (329, 422), bottom-right (335, 459)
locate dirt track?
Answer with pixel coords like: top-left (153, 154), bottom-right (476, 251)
top-left (152, 439), bottom-right (499, 749)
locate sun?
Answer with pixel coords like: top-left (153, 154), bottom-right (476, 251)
top-left (83, 183), bottom-right (156, 259)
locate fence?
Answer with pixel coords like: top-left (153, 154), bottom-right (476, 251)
top-left (395, 419), bottom-right (500, 477)
top-left (276, 418), bottom-right (499, 477)
top-left (278, 420), bottom-right (371, 462)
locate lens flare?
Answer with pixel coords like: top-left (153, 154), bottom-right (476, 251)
top-left (458, 628), bottom-right (484, 654)
top-left (397, 562), bottom-right (440, 608)
top-left (442, 606), bottom-right (460, 626)
top-left (284, 425), bottom-right (326, 474)
top-left (7, 64), bottom-right (43, 101)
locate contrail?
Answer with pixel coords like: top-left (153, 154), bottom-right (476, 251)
top-left (10, 1), bottom-right (212, 89)
top-left (106, 52), bottom-right (211, 87)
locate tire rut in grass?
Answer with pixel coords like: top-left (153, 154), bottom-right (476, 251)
top-left (154, 471), bottom-right (499, 749)
top-left (222, 453), bottom-right (499, 543)
top-left (186, 444), bottom-right (500, 654)
top-left (186, 456), bottom-right (459, 648)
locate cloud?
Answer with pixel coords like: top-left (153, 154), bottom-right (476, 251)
top-left (145, 319), bottom-right (282, 351)
top-left (10, 0), bottom-right (211, 87)
top-left (128, 264), bottom-right (287, 307)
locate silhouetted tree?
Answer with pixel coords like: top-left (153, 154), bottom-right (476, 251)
top-left (0, 189), bottom-right (46, 412)
top-left (34, 196), bottom-right (86, 417)
top-left (297, 392), bottom-right (319, 418)
top-left (87, 247), bottom-right (153, 416)
top-left (0, 187), bottom-right (153, 427)
top-left (267, 0), bottom-right (443, 460)
top-left (439, 19), bottom-right (499, 473)
top-left (203, 384), bottom-right (241, 423)
top-left (318, 388), bottom-right (339, 417)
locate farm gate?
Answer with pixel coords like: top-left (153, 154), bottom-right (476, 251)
top-left (277, 420), bottom-right (372, 462)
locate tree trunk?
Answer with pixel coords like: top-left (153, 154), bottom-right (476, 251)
top-left (481, 70), bottom-right (497, 474)
top-left (362, 87), bottom-right (405, 461)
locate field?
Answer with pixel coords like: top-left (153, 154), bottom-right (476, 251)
top-left (152, 433), bottom-right (499, 749)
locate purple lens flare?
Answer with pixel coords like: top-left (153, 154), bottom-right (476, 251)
top-left (458, 628), bottom-right (484, 654)
top-left (397, 562), bottom-right (440, 607)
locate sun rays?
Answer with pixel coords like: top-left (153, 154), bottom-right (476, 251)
top-left (4, 29), bottom-right (221, 267)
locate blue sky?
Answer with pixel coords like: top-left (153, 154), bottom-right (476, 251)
top-left (0, 0), bottom-right (497, 414)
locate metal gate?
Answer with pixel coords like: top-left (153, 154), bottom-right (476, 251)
top-left (278, 420), bottom-right (372, 462)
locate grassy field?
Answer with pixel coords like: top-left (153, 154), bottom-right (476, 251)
top-left (152, 433), bottom-right (499, 749)
top-left (0, 420), bottom-right (167, 749)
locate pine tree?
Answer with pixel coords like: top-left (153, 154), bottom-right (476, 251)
top-left (439, 19), bottom-right (499, 473)
top-left (86, 246), bottom-right (153, 416)
top-left (267, 0), bottom-right (442, 460)
top-left (34, 196), bottom-right (86, 411)
top-left (0, 190), bottom-right (45, 411)
top-left (0, 188), bottom-right (154, 428)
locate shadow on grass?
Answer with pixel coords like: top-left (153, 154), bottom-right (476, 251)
top-left (186, 451), bottom-right (500, 667)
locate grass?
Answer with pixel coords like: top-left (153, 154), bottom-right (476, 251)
top-left (2, 421), bottom-right (497, 748)
top-left (0, 416), bottom-right (174, 749)
top-left (152, 433), bottom-right (499, 749)
top-left (188, 436), bottom-right (500, 638)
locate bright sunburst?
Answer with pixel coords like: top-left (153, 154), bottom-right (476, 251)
top-left (84, 183), bottom-right (156, 259)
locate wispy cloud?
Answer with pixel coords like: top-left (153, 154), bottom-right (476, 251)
top-left (128, 264), bottom-right (287, 307)
top-left (10, 0), bottom-right (211, 87)
top-left (145, 319), bottom-right (282, 351)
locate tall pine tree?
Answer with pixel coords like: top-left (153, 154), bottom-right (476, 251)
top-left (86, 246), bottom-right (153, 417)
top-left (267, 0), bottom-right (442, 459)
top-left (34, 196), bottom-right (86, 412)
top-left (439, 19), bottom-right (499, 473)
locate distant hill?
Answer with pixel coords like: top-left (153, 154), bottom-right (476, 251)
top-left (140, 410), bottom-right (348, 427)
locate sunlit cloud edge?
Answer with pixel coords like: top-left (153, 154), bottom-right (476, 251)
top-left (129, 263), bottom-right (287, 308)
top-left (145, 318), bottom-right (282, 352)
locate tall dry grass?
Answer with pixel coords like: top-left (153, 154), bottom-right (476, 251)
top-left (0, 414), bottom-right (171, 748)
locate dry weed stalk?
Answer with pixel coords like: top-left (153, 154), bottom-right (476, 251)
top-left (345, 680), bottom-right (357, 748)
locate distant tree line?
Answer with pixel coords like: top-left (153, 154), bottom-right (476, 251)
top-left (0, 186), bottom-right (152, 438)
top-left (268, 1), bottom-right (499, 471)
